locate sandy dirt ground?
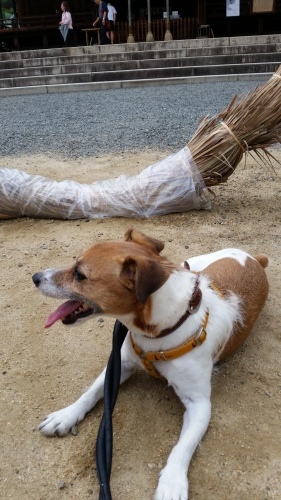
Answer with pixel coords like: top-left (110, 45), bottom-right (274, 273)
top-left (0, 149), bottom-right (280, 500)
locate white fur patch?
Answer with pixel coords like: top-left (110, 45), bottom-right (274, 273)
top-left (183, 248), bottom-right (253, 272)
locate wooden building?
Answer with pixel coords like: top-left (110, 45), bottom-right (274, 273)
top-left (0, 1), bottom-right (280, 50)
top-left (205, 0), bottom-right (281, 37)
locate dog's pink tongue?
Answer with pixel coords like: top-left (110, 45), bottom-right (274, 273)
top-left (45, 300), bottom-right (81, 328)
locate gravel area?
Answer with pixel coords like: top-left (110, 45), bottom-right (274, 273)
top-left (0, 80), bottom-right (266, 159)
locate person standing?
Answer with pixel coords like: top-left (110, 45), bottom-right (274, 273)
top-left (93, 0), bottom-right (109, 45)
top-left (59, 1), bottom-right (73, 47)
top-left (107, 3), bottom-right (117, 44)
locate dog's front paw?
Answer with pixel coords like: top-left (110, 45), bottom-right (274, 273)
top-left (38, 404), bottom-right (84, 437)
top-left (154, 465), bottom-right (188, 500)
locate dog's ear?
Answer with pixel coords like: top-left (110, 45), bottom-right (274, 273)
top-left (124, 228), bottom-right (164, 254)
top-left (120, 256), bottom-right (168, 304)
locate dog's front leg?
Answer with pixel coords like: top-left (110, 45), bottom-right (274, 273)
top-left (38, 344), bottom-right (136, 437)
top-left (154, 396), bottom-right (211, 500)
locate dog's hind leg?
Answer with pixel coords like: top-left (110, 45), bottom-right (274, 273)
top-left (38, 351), bottom-right (136, 437)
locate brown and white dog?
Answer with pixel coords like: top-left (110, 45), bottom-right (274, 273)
top-left (32, 229), bottom-right (269, 500)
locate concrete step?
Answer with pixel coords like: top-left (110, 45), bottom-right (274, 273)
top-left (0, 52), bottom-right (280, 80)
top-left (0, 35), bottom-right (280, 95)
top-left (1, 42), bottom-right (280, 70)
top-left (1, 33), bottom-right (281, 60)
top-left (1, 61), bottom-right (279, 89)
top-left (0, 73), bottom-right (273, 97)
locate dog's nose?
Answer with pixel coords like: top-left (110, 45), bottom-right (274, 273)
top-left (32, 272), bottom-right (44, 287)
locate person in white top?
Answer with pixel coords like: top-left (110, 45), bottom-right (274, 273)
top-left (107, 3), bottom-right (117, 44)
top-left (59, 1), bottom-right (73, 47)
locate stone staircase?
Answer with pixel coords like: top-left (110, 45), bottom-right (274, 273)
top-left (0, 34), bottom-right (281, 96)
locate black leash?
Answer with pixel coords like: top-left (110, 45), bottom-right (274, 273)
top-left (96, 320), bottom-right (128, 500)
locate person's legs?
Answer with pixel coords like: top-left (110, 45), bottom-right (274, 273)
top-left (110, 22), bottom-right (114, 43)
top-left (65, 28), bottom-right (73, 47)
top-left (99, 22), bottom-right (109, 45)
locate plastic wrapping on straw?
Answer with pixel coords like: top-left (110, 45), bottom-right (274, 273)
top-left (0, 147), bottom-right (211, 219)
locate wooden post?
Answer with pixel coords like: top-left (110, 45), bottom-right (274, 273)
top-left (127, 0), bottom-right (135, 43)
top-left (146, 0), bottom-right (154, 42)
top-left (197, 0), bottom-right (206, 26)
top-left (164, 0), bottom-right (173, 41)
top-left (14, 0), bottom-right (26, 18)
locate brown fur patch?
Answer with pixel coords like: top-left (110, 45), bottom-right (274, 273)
top-left (124, 228), bottom-right (165, 254)
top-left (202, 256), bottom-right (269, 360)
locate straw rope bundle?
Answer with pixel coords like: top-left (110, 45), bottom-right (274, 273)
top-left (188, 65), bottom-right (281, 186)
top-left (0, 66), bottom-right (281, 220)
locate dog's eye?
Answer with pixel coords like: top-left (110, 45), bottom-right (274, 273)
top-left (74, 269), bottom-right (87, 281)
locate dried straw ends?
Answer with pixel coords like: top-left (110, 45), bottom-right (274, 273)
top-left (188, 65), bottom-right (281, 186)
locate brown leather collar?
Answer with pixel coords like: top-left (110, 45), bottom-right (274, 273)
top-left (130, 310), bottom-right (209, 380)
top-left (156, 279), bottom-right (202, 338)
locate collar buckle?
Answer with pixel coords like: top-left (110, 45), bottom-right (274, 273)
top-left (159, 351), bottom-right (168, 361)
top-left (196, 328), bottom-right (207, 345)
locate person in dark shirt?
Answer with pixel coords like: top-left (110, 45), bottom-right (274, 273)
top-left (93, 0), bottom-right (110, 45)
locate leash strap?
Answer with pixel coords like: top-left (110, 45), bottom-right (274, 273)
top-left (96, 320), bottom-right (128, 500)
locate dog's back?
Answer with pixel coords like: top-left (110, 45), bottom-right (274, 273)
top-left (198, 252), bottom-right (269, 360)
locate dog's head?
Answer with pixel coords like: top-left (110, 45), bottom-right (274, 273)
top-left (32, 229), bottom-right (177, 328)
